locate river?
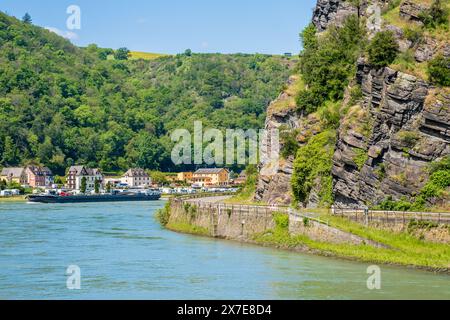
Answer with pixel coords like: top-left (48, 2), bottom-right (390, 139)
top-left (0, 200), bottom-right (449, 300)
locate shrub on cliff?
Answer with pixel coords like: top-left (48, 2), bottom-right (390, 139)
top-left (368, 31), bottom-right (399, 68)
top-left (427, 55), bottom-right (450, 86)
top-left (419, 0), bottom-right (449, 29)
top-left (292, 130), bottom-right (336, 206)
top-left (296, 15), bottom-right (366, 115)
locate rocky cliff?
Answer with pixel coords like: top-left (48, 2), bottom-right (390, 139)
top-left (255, 76), bottom-right (300, 205)
top-left (255, 0), bottom-right (449, 208)
top-left (333, 60), bottom-right (449, 207)
top-left (312, 0), bottom-right (390, 32)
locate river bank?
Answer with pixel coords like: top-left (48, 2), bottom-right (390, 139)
top-left (159, 199), bottom-right (450, 274)
top-left (0, 195), bottom-right (26, 202)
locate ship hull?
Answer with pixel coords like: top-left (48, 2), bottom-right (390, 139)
top-left (27, 194), bottom-right (161, 204)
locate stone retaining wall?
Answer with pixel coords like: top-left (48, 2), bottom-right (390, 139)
top-left (167, 199), bottom-right (385, 247)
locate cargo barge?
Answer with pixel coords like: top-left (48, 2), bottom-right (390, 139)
top-left (27, 191), bottom-right (161, 203)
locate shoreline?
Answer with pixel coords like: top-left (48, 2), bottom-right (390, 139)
top-left (166, 223), bottom-right (450, 275)
top-left (161, 199), bottom-right (450, 275)
top-left (0, 196), bottom-right (27, 203)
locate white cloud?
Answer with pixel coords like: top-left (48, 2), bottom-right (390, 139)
top-left (201, 41), bottom-right (209, 48)
top-left (45, 27), bottom-right (79, 40)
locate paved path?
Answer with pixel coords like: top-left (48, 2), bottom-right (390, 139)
top-left (186, 195), bottom-right (232, 204)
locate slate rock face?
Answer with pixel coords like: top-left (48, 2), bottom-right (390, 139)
top-left (415, 37), bottom-right (438, 62)
top-left (312, 0), bottom-right (391, 32)
top-left (256, 0), bottom-right (449, 208)
top-left (399, 0), bottom-right (428, 24)
top-left (332, 59), bottom-right (449, 207)
top-left (254, 76), bottom-right (301, 205)
top-left (312, 0), bottom-right (358, 32)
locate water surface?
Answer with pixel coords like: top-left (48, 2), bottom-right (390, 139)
top-left (0, 201), bottom-right (449, 299)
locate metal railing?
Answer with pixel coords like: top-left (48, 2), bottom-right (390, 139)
top-left (332, 207), bottom-right (450, 225)
top-left (172, 195), bottom-right (330, 226)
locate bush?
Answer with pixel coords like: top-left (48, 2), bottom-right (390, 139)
top-left (419, 0), bottom-right (449, 29)
top-left (280, 130), bottom-right (299, 159)
top-left (376, 196), bottom-right (414, 211)
top-left (273, 212), bottom-right (289, 230)
top-left (156, 202), bottom-right (171, 226)
top-left (397, 131), bottom-right (419, 148)
top-left (407, 219), bottom-right (438, 233)
top-left (427, 55), bottom-right (450, 86)
top-left (352, 148), bottom-right (369, 171)
top-left (368, 31), bottom-right (399, 68)
top-left (403, 28), bottom-right (423, 47)
top-left (296, 87), bottom-right (325, 115)
top-left (292, 130), bottom-right (336, 206)
top-left (303, 217), bottom-right (310, 227)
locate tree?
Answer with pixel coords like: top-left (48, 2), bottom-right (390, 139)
top-left (94, 179), bottom-right (100, 194)
top-left (427, 55), bottom-right (450, 86)
top-left (300, 24), bottom-right (317, 51)
top-left (184, 49), bottom-right (192, 56)
top-left (106, 182), bottom-right (112, 193)
top-left (0, 179), bottom-right (7, 190)
top-left (2, 136), bottom-right (18, 165)
top-left (125, 131), bottom-right (167, 170)
top-left (368, 31), bottom-right (399, 68)
top-left (149, 171), bottom-right (168, 186)
top-left (114, 47), bottom-right (130, 60)
top-left (297, 15), bottom-right (366, 114)
top-left (22, 13), bottom-right (32, 24)
top-left (80, 177), bottom-right (87, 193)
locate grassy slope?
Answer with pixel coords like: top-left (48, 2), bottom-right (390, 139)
top-left (254, 213), bottom-right (450, 271)
top-left (382, 0), bottom-right (450, 80)
top-left (129, 51), bottom-right (169, 60)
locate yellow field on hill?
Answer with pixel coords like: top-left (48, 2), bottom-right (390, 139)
top-left (129, 51), bottom-right (169, 60)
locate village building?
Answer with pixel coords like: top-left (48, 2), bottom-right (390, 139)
top-left (233, 171), bottom-right (247, 185)
top-left (67, 166), bottom-right (103, 191)
top-left (25, 166), bottom-right (46, 188)
top-left (0, 167), bottom-right (27, 185)
top-left (41, 167), bottom-right (54, 187)
top-left (25, 166), bottom-right (54, 188)
top-left (121, 168), bottom-right (151, 188)
top-left (192, 168), bottom-right (230, 187)
top-left (165, 174), bottom-right (179, 184)
top-left (103, 177), bottom-right (122, 188)
top-left (177, 172), bottom-right (193, 183)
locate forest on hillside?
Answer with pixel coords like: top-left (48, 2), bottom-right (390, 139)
top-left (0, 12), bottom-right (292, 174)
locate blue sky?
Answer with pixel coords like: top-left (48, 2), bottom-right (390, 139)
top-left (1, 0), bottom-right (316, 54)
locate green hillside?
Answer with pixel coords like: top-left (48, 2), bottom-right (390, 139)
top-left (0, 12), bottom-right (292, 174)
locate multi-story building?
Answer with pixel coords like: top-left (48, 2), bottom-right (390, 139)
top-left (67, 166), bottom-right (103, 191)
top-left (0, 167), bottom-right (27, 185)
top-left (1, 166), bottom-right (54, 188)
top-left (41, 167), bottom-right (54, 187)
top-left (121, 168), bottom-right (151, 188)
top-left (192, 168), bottom-right (230, 187)
top-left (177, 172), bottom-right (193, 183)
top-left (25, 166), bottom-right (46, 188)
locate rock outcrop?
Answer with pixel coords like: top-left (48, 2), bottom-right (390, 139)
top-left (399, 0), bottom-right (427, 24)
top-left (332, 59), bottom-right (449, 207)
top-left (312, 0), bottom-right (391, 32)
top-left (312, 0), bottom-right (358, 32)
top-left (254, 76), bottom-right (301, 205)
top-left (256, 0), bottom-right (449, 208)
